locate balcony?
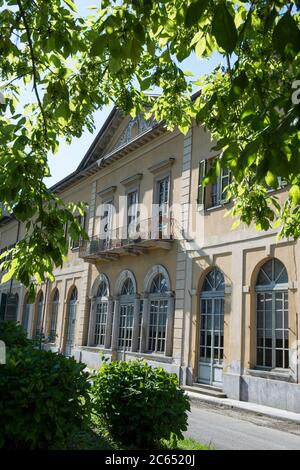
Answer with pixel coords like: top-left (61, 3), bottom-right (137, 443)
top-left (79, 218), bottom-right (177, 262)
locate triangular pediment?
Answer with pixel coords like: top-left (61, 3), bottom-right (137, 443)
top-left (77, 109), bottom-right (156, 172)
top-left (111, 114), bottom-right (155, 152)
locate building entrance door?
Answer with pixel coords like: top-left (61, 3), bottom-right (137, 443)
top-left (198, 268), bottom-right (225, 387)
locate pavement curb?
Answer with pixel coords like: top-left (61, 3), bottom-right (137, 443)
top-left (186, 391), bottom-right (300, 425)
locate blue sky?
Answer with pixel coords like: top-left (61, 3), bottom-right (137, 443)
top-left (46, 1), bottom-right (225, 187)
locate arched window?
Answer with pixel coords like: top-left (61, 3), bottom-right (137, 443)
top-left (150, 273), bottom-right (168, 294)
top-left (121, 278), bottom-right (134, 296)
top-left (70, 287), bottom-right (78, 302)
top-left (148, 273), bottom-right (169, 353)
top-left (22, 295), bottom-right (30, 335)
top-left (199, 268), bottom-right (225, 386)
top-left (202, 268), bottom-right (225, 292)
top-left (256, 258), bottom-right (289, 369)
top-left (94, 279), bottom-right (109, 347)
top-left (49, 289), bottom-right (59, 343)
top-left (35, 291), bottom-right (44, 339)
top-left (118, 276), bottom-right (135, 351)
top-left (97, 280), bottom-right (108, 298)
top-left (65, 286), bottom-right (78, 356)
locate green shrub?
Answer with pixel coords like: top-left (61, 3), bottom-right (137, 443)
top-left (0, 321), bottom-right (31, 349)
top-left (90, 359), bottom-right (190, 449)
top-left (0, 347), bottom-right (91, 449)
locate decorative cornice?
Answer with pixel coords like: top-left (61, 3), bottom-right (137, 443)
top-left (120, 173), bottom-right (143, 187)
top-left (148, 157), bottom-right (175, 174)
top-left (97, 185), bottom-right (117, 198)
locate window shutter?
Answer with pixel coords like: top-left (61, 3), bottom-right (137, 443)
top-left (0, 293), bottom-right (7, 322)
top-left (5, 293), bottom-right (18, 322)
top-left (197, 160), bottom-right (207, 205)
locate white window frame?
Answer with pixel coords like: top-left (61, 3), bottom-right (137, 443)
top-left (255, 259), bottom-right (289, 371)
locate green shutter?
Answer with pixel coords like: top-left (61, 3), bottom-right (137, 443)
top-left (5, 293), bottom-right (18, 322)
top-left (0, 294), bottom-right (7, 322)
top-left (197, 160), bottom-right (207, 205)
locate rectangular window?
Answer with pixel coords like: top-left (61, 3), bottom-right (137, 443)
top-left (197, 160), bottom-right (207, 205)
top-left (71, 213), bottom-right (86, 250)
top-left (100, 200), bottom-right (113, 249)
top-left (198, 159), bottom-right (231, 209)
top-left (127, 190), bottom-right (139, 239)
top-left (0, 293), bottom-right (7, 322)
top-left (157, 176), bottom-right (170, 238)
top-left (210, 167), bottom-right (231, 208)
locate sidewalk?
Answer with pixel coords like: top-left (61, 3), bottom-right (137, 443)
top-left (186, 390), bottom-right (300, 425)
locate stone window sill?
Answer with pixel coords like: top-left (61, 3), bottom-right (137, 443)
top-left (246, 368), bottom-right (294, 382)
top-left (79, 346), bottom-right (173, 363)
top-left (125, 350), bottom-right (173, 363)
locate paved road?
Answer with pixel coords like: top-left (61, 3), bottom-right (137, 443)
top-left (186, 404), bottom-right (300, 450)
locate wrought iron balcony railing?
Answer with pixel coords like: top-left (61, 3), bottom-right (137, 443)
top-left (79, 217), bottom-right (178, 261)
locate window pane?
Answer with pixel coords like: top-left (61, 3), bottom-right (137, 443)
top-left (276, 349), bottom-right (283, 368)
top-left (257, 311), bottom-right (263, 328)
top-left (257, 348), bottom-right (263, 366)
top-left (265, 311), bottom-right (272, 329)
top-left (284, 350), bottom-right (289, 369)
top-left (275, 310), bottom-right (283, 329)
top-left (275, 331), bottom-right (283, 348)
top-left (265, 330), bottom-right (272, 348)
top-left (265, 349), bottom-right (272, 367)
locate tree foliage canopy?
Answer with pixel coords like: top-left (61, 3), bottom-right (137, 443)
top-left (0, 0), bottom-right (300, 293)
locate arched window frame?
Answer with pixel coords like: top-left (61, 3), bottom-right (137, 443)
top-left (34, 291), bottom-right (44, 339)
top-left (115, 271), bottom-right (137, 352)
top-left (93, 275), bottom-right (109, 347)
top-left (49, 288), bottom-right (59, 343)
top-left (143, 265), bottom-right (172, 355)
top-left (22, 294), bottom-right (31, 335)
top-left (255, 258), bottom-right (289, 371)
top-left (64, 286), bottom-right (78, 356)
top-left (199, 268), bottom-right (225, 379)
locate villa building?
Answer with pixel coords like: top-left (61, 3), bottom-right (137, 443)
top-left (1, 105), bottom-right (300, 413)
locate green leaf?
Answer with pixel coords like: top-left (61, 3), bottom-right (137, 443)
top-left (273, 13), bottom-right (300, 57)
top-left (90, 35), bottom-right (107, 57)
top-left (1, 268), bottom-right (15, 284)
top-left (265, 171), bottom-right (278, 189)
top-left (195, 36), bottom-right (206, 57)
top-left (231, 71), bottom-right (248, 97)
top-left (185, 0), bottom-right (209, 28)
top-left (109, 58), bottom-right (122, 74)
top-left (239, 139), bottom-right (260, 169)
top-left (63, 0), bottom-right (77, 12)
top-left (289, 185), bottom-right (300, 205)
top-left (212, 3), bottom-right (237, 53)
top-left (140, 77), bottom-right (152, 91)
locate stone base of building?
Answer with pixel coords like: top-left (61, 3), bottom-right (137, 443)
top-left (223, 371), bottom-right (300, 413)
top-left (49, 345), bottom-right (300, 415)
top-left (72, 346), bottom-right (181, 377)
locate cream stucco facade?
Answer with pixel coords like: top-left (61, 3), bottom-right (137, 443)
top-left (1, 108), bottom-right (300, 413)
